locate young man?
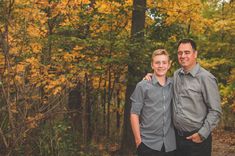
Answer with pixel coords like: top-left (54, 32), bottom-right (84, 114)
top-left (144, 39), bottom-right (222, 156)
top-left (130, 49), bottom-right (176, 156)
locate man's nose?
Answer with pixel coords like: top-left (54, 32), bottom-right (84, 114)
top-left (181, 52), bottom-right (186, 57)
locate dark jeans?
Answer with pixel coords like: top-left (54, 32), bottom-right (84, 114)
top-left (175, 131), bottom-right (212, 156)
top-left (137, 142), bottom-right (175, 156)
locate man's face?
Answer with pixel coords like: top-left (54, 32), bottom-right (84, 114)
top-left (177, 43), bottom-right (197, 71)
top-left (151, 54), bottom-right (170, 77)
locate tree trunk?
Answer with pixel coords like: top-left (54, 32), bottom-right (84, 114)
top-left (0, 1), bottom-right (16, 153)
top-left (68, 82), bottom-right (82, 132)
top-left (120, 0), bottom-right (146, 154)
top-left (82, 73), bottom-right (93, 145)
top-left (116, 89), bottom-right (121, 129)
top-left (187, 18), bottom-right (191, 36)
top-left (102, 80), bottom-right (107, 136)
top-left (107, 64), bottom-right (112, 138)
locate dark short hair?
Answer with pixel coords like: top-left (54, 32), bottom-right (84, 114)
top-left (177, 38), bottom-right (197, 51)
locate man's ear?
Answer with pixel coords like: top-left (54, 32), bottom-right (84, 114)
top-left (194, 51), bottom-right (198, 58)
top-left (168, 60), bottom-right (172, 69)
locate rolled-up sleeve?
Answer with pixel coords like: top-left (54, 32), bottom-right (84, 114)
top-left (199, 75), bottom-right (222, 139)
top-left (130, 82), bottom-right (145, 115)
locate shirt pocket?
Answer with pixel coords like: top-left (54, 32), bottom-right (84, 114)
top-left (185, 83), bottom-right (203, 102)
top-left (186, 83), bottom-right (201, 94)
top-left (186, 84), bottom-right (204, 105)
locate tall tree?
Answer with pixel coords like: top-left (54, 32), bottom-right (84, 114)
top-left (121, 0), bottom-right (146, 154)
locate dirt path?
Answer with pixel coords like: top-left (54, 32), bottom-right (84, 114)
top-left (212, 129), bottom-right (235, 156)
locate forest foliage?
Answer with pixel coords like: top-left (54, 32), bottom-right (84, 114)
top-left (0, 0), bottom-right (234, 155)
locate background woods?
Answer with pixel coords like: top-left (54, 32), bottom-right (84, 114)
top-left (0, 0), bottom-right (234, 155)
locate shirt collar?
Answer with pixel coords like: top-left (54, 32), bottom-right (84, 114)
top-left (152, 74), bottom-right (172, 86)
top-left (179, 63), bottom-right (200, 77)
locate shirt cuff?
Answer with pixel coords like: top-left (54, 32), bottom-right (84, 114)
top-left (130, 103), bottom-right (142, 115)
top-left (198, 127), bottom-right (210, 139)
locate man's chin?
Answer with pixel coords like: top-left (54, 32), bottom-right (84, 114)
top-left (180, 62), bottom-right (187, 66)
top-left (156, 73), bottom-right (167, 77)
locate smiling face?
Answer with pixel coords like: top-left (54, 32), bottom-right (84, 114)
top-left (151, 54), bottom-right (171, 77)
top-left (177, 43), bottom-right (197, 72)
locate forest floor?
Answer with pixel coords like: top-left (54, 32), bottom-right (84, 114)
top-left (107, 128), bottom-right (235, 156)
top-left (212, 128), bottom-right (235, 156)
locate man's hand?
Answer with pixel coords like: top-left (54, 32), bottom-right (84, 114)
top-left (186, 133), bottom-right (203, 143)
top-left (136, 139), bottom-right (142, 148)
top-left (143, 73), bottom-right (153, 81)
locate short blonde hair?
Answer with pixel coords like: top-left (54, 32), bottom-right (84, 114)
top-left (152, 49), bottom-right (170, 61)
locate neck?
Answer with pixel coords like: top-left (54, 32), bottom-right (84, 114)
top-left (155, 74), bottom-right (166, 86)
top-left (183, 63), bottom-right (197, 73)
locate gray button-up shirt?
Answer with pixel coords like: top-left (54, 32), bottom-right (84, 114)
top-left (173, 63), bottom-right (222, 139)
top-left (130, 75), bottom-right (176, 152)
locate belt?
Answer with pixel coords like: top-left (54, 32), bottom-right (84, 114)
top-left (175, 129), bottom-right (199, 137)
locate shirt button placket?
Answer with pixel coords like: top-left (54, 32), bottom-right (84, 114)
top-left (163, 88), bottom-right (166, 137)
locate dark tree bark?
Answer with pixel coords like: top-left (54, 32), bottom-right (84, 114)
top-left (120, 0), bottom-right (146, 154)
top-left (102, 80), bottom-right (107, 135)
top-left (82, 73), bottom-right (93, 145)
top-left (68, 82), bottom-right (82, 131)
top-left (116, 89), bottom-right (121, 129)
